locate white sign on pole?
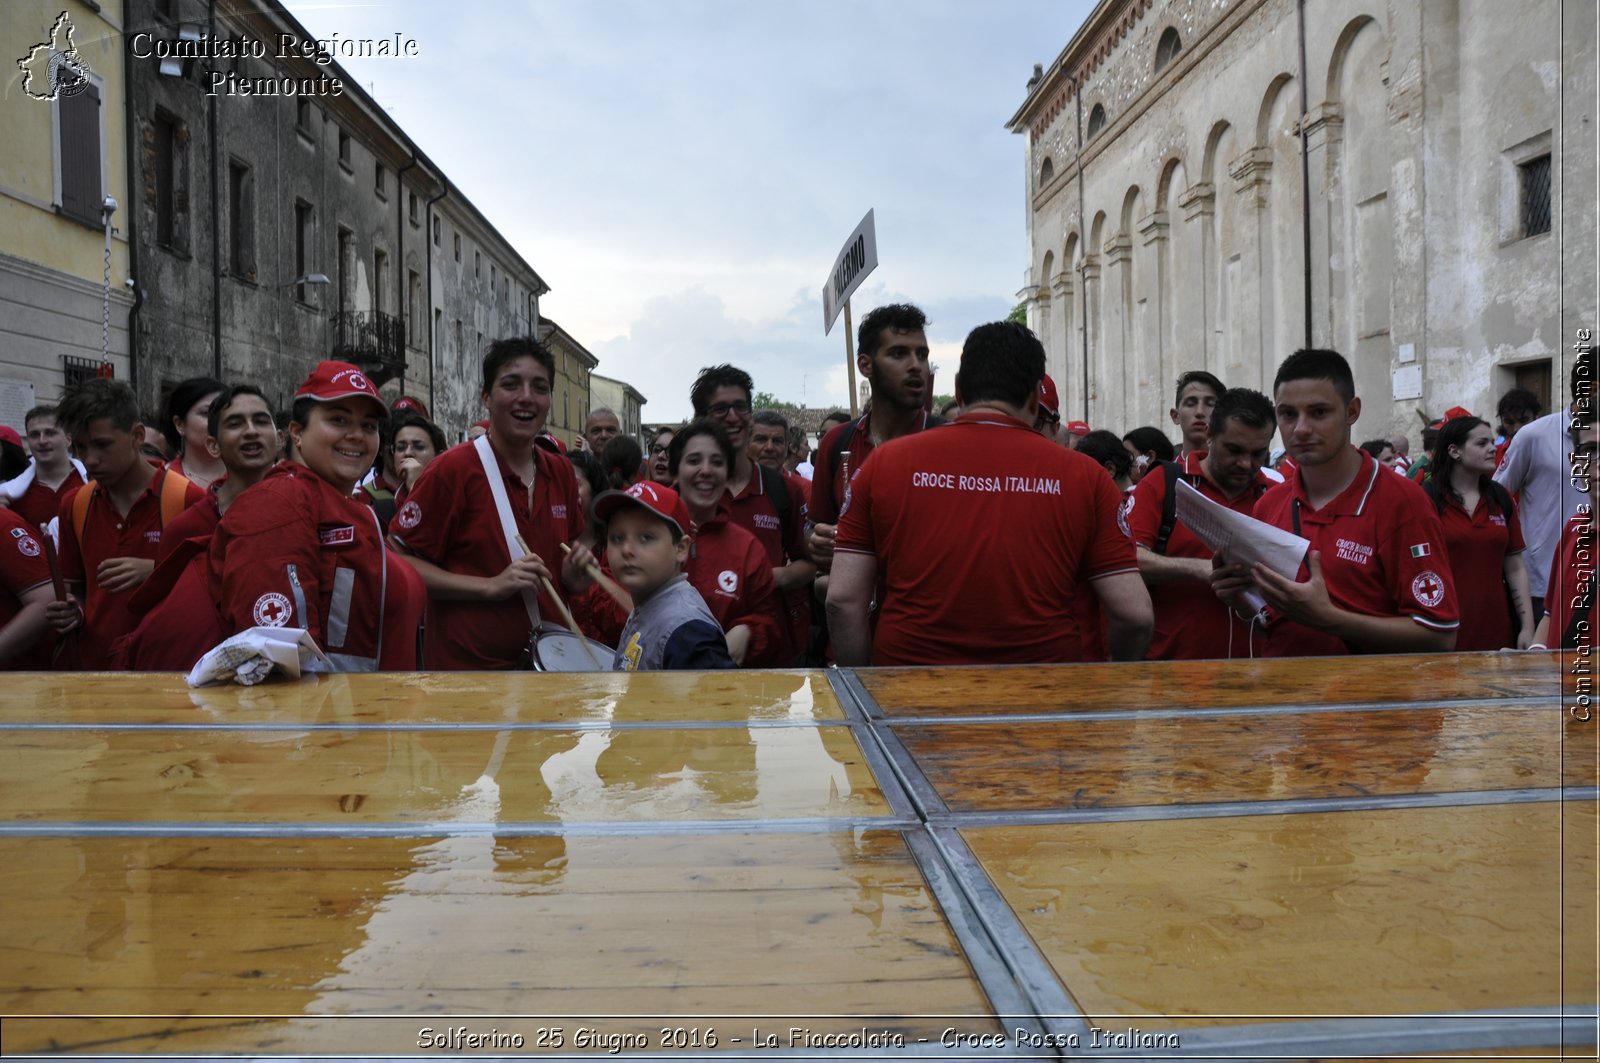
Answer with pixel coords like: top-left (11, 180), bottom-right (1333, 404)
top-left (822, 209), bottom-right (878, 335)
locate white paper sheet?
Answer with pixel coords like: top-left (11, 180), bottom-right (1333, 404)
top-left (1174, 478), bottom-right (1310, 578)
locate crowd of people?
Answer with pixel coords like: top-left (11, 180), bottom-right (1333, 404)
top-left (0, 304), bottom-right (1590, 673)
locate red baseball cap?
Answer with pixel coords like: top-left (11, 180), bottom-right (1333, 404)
top-left (533, 432), bottom-right (567, 454)
top-left (1065, 420), bottom-right (1091, 437)
top-left (1441, 405), bottom-right (1473, 422)
top-left (0, 426), bottom-right (21, 448)
top-left (592, 481), bottom-right (692, 538)
top-left (391, 395), bottom-right (430, 419)
top-left (472, 419), bottom-right (491, 431)
top-left (294, 361), bottom-right (385, 415)
top-left (1038, 374), bottom-right (1060, 416)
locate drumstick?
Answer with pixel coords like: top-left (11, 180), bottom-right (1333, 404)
top-left (517, 534), bottom-right (608, 670)
top-left (561, 542), bottom-right (633, 613)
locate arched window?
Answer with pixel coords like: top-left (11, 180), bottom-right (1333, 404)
top-left (1086, 104), bottom-right (1107, 140)
top-left (1040, 157), bottom-right (1055, 186)
top-left (1155, 27), bottom-right (1182, 72)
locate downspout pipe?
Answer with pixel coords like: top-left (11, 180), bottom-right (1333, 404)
top-left (1069, 70), bottom-right (1090, 422)
top-left (123, 16), bottom-right (142, 398)
top-left (1297, 0), bottom-right (1313, 349)
top-left (209, 0), bottom-right (222, 379)
top-left (423, 180), bottom-right (450, 416)
top-left (397, 154), bottom-right (417, 390)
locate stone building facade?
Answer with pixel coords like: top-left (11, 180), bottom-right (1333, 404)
top-left (122, 0), bottom-right (549, 437)
top-left (589, 373), bottom-right (648, 443)
top-left (538, 316), bottom-right (599, 450)
top-left (1008, 0), bottom-right (1597, 442)
top-left (1, 1), bottom-right (134, 417)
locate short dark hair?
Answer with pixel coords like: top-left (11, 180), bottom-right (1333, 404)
top-left (57, 378), bottom-right (142, 436)
top-left (1496, 387), bottom-right (1542, 423)
top-left (1075, 429), bottom-right (1131, 481)
top-left (667, 418), bottom-right (736, 478)
top-left (753, 409), bottom-right (789, 432)
top-left (160, 377), bottom-right (226, 450)
top-left (390, 409), bottom-right (448, 457)
top-left (820, 409), bottom-right (851, 428)
top-left (1274, 348), bottom-right (1355, 403)
top-left (206, 384), bottom-right (270, 439)
top-left (481, 336), bottom-right (555, 396)
top-left (23, 405), bottom-right (58, 429)
top-left (1209, 387), bottom-right (1275, 439)
top-left (689, 365), bottom-right (754, 416)
top-left (1174, 370), bottom-right (1225, 407)
top-left (954, 321), bottom-right (1045, 409)
top-left (1359, 438), bottom-right (1393, 459)
top-left (857, 303), bottom-right (928, 360)
top-left (1122, 425), bottom-right (1176, 462)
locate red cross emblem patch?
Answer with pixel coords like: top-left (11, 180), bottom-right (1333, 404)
top-left (1411, 570), bottom-right (1446, 608)
top-left (253, 592), bottom-right (293, 627)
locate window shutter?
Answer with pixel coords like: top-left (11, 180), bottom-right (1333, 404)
top-left (59, 82), bottom-right (101, 224)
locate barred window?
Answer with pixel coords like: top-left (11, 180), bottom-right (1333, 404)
top-left (1520, 154), bottom-right (1551, 237)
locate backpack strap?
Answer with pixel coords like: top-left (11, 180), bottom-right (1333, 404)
top-left (757, 463), bottom-right (793, 547)
top-left (71, 480), bottom-right (98, 547)
top-left (158, 468), bottom-right (192, 528)
top-left (1151, 460), bottom-right (1185, 556)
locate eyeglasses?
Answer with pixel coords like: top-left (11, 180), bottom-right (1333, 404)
top-left (648, 444), bottom-right (670, 457)
top-left (707, 401), bottom-right (752, 418)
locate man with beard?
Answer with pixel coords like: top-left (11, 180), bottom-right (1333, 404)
top-left (1123, 387), bottom-right (1280, 659)
top-left (808, 304), bottom-right (945, 573)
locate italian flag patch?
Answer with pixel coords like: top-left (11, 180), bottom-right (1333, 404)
top-left (1410, 543), bottom-right (1431, 558)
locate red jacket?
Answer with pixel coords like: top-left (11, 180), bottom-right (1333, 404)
top-left (208, 463), bottom-right (392, 671)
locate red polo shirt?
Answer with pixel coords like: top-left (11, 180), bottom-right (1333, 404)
top-left (11, 468), bottom-right (85, 531)
top-left (1251, 450), bottom-right (1459, 656)
top-left (393, 438), bottom-right (581, 670)
top-left (835, 410), bottom-right (1137, 666)
top-left (1437, 487), bottom-right (1526, 650)
top-left (727, 462), bottom-right (810, 661)
top-left (1123, 452), bottom-right (1276, 660)
top-left (0, 506), bottom-right (52, 670)
top-left (688, 503), bottom-right (781, 667)
top-left (809, 411), bottom-right (941, 527)
top-left (157, 480), bottom-right (225, 560)
top-left (57, 468), bottom-right (206, 669)
top-left (1543, 509), bottom-right (1595, 649)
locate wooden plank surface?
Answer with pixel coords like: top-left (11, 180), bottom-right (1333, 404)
top-left (0, 671), bottom-right (845, 726)
top-left (895, 704), bottom-right (1583, 813)
top-left (961, 801), bottom-right (1596, 1029)
top-left (0, 831), bottom-right (1000, 1055)
top-left (857, 652), bottom-right (1559, 718)
top-left (0, 724), bottom-right (889, 824)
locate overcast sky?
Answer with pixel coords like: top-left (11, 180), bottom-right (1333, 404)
top-left (288, 1), bottom-right (1096, 421)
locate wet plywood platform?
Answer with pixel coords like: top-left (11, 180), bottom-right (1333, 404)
top-left (0, 653), bottom-right (1594, 1059)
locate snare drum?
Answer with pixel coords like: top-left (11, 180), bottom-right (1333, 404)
top-left (530, 624), bottom-right (614, 672)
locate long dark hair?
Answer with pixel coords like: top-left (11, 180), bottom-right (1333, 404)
top-left (1423, 416), bottom-right (1506, 515)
